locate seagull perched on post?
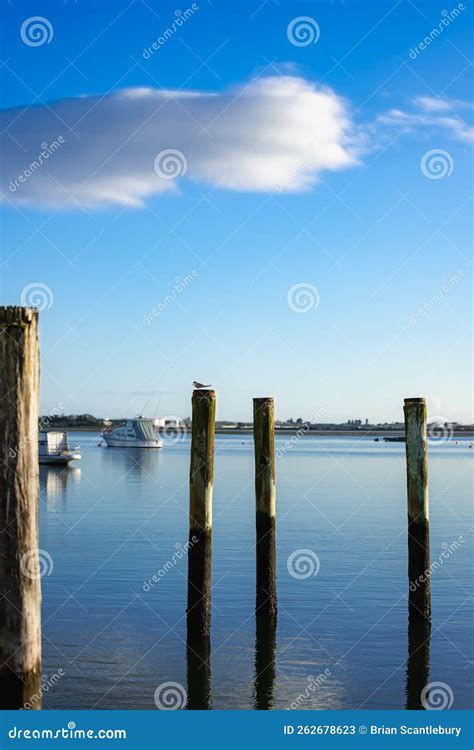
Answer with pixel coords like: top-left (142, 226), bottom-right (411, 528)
top-left (193, 381), bottom-right (212, 389)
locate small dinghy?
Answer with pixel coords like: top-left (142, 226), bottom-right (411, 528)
top-left (39, 430), bottom-right (81, 465)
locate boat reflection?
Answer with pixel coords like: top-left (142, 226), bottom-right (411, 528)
top-left (100, 447), bottom-right (163, 478)
top-left (40, 465), bottom-right (81, 509)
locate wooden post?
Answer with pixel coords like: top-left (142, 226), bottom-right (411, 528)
top-left (253, 397), bottom-right (277, 620)
top-left (0, 307), bottom-right (41, 708)
top-left (187, 390), bottom-right (215, 646)
top-left (404, 397), bottom-right (430, 621)
top-left (189, 389), bottom-right (215, 534)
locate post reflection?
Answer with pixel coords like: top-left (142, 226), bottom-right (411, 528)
top-left (254, 613), bottom-right (277, 710)
top-left (405, 516), bottom-right (431, 710)
top-left (186, 531), bottom-right (211, 709)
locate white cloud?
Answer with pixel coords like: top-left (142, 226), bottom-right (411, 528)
top-left (1, 76), bottom-right (361, 209)
top-left (379, 96), bottom-right (474, 144)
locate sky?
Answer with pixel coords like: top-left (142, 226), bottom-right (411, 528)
top-left (0, 0), bottom-right (472, 423)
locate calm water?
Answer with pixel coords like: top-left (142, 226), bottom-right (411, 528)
top-left (39, 433), bottom-right (473, 710)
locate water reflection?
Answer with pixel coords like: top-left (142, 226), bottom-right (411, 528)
top-left (99, 447), bottom-right (163, 478)
top-left (405, 518), bottom-right (431, 709)
top-left (254, 615), bottom-right (277, 709)
top-left (40, 466), bottom-right (81, 509)
top-left (186, 531), bottom-right (212, 709)
top-left (254, 517), bottom-right (277, 709)
top-left (406, 606), bottom-right (431, 709)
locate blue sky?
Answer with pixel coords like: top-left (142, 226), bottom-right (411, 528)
top-left (1, 0), bottom-right (472, 422)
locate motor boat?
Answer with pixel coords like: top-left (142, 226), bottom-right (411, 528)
top-left (101, 417), bottom-right (163, 448)
top-left (39, 430), bottom-right (81, 465)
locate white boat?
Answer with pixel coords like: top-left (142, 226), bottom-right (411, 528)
top-left (39, 431), bottom-right (81, 465)
top-left (101, 417), bottom-right (163, 448)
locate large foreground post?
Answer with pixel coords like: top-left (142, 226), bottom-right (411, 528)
top-left (253, 397), bottom-right (277, 620)
top-left (0, 307), bottom-right (41, 708)
top-left (186, 388), bottom-right (215, 707)
top-left (404, 397), bottom-right (430, 621)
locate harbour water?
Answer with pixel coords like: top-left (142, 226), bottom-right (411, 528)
top-left (40, 434), bottom-right (473, 710)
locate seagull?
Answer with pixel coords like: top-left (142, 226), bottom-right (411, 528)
top-left (193, 381), bottom-right (212, 389)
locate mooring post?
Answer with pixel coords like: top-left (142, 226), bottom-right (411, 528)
top-left (404, 397), bottom-right (430, 621)
top-left (253, 397), bottom-right (277, 620)
top-left (0, 307), bottom-right (41, 708)
top-left (187, 389), bottom-right (215, 647)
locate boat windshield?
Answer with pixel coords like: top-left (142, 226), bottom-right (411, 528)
top-left (132, 420), bottom-right (157, 442)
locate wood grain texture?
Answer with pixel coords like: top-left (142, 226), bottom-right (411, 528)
top-left (0, 307), bottom-right (41, 707)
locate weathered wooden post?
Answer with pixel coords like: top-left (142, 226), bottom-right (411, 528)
top-left (186, 389), bottom-right (215, 707)
top-left (189, 389), bottom-right (215, 537)
top-left (404, 397), bottom-right (430, 621)
top-left (253, 397), bottom-right (277, 620)
top-left (0, 307), bottom-right (41, 708)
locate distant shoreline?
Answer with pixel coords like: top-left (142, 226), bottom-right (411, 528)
top-left (44, 426), bottom-right (474, 438)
